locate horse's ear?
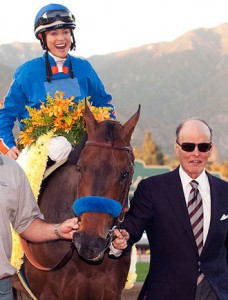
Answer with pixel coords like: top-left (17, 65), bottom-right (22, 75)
top-left (123, 105), bottom-right (141, 141)
top-left (84, 99), bottom-right (99, 135)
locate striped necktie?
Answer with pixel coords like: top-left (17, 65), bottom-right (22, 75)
top-left (188, 180), bottom-right (204, 284)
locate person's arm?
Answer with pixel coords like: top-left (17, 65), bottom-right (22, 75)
top-left (112, 178), bottom-right (154, 255)
top-left (20, 217), bottom-right (79, 242)
top-left (109, 228), bottom-right (129, 257)
top-left (0, 78), bottom-right (26, 156)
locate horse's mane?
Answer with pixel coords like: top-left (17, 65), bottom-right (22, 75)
top-left (68, 120), bottom-right (119, 160)
top-left (67, 133), bottom-right (88, 165)
top-left (68, 120), bottom-right (117, 164)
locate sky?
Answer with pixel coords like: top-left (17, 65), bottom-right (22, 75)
top-left (1, 0), bottom-right (228, 57)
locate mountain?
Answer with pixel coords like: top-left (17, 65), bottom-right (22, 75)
top-left (0, 42), bottom-right (43, 96)
top-left (1, 23), bottom-right (228, 160)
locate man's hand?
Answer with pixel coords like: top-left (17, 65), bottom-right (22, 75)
top-left (56, 217), bottom-right (80, 239)
top-left (112, 228), bottom-right (129, 250)
top-left (6, 146), bottom-right (20, 160)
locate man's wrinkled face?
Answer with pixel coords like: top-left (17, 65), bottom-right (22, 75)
top-left (174, 120), bottom-right (212, 179)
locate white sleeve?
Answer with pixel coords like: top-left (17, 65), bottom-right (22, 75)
top-left (109, 242), bottom-right (123, 257)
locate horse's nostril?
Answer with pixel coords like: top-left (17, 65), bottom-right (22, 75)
top-left (73, 233), bottom-right (107, 261)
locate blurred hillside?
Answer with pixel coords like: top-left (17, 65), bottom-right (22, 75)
top-left (1, 23), bottom-right (228, 160)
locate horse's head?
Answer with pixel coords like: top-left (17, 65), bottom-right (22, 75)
top-left (73, 102), bottom-right (140, 261)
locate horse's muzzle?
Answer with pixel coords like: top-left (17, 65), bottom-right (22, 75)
top-left (73, 232), bottom-right (107, 262)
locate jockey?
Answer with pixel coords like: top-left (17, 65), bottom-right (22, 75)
top-left (0, 3), bottom-right (115, 161)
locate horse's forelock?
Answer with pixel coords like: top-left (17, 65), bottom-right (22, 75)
top-left (103, 120), bottom-right (124, 143)
top-left (106, 122), bottom-right (115, 143)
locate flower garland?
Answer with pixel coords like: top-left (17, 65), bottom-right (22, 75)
top-left (17, 91), bottom-right (111, 149)
top-left (10, 132), bottom-right (54, 270)
top-left (125, 244), bottom-right (138, 289)
top-left (17, 131), bottom-right (54, 198)
top-left (10, 227), bottom-right (24, 271)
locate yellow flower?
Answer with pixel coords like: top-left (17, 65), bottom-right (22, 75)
top-left (10, 226), bottom-right (24, 271)
top-left (11, 131), bottom-right (54, 270)
top-left (125, 244), bottom-right (138, 289)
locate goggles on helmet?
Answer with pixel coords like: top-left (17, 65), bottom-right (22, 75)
top-left (35, 10), bottom-right (75, 28)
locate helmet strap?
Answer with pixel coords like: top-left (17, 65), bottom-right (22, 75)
top-left (70, 30), bottom-right (76, 51)
top-left (39, 38), bottom-right (45, 50)
top-left (68, 55), bottom-right (74, 79)
top-left (45, 51), bottom-right (52, 82)
top-left (39, 33), bottom-right (49, 51)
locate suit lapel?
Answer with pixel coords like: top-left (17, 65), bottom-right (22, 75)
top-left (201, 173), bottom-right (223, 255)
top-left (164, 168), bottom-right (199, 253)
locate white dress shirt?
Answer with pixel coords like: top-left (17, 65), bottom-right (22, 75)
top-left (49, 52), bottom-right (66, 72)
top-left (179, 166), bottom-right (211, 244)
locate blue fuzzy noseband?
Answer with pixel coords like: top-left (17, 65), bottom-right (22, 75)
top-left (72, 196), bottom-right (122, 218)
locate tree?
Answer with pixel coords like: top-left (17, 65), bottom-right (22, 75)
top-left (139, 129), bottom-right (165, 165)
top-left (219, 161), bottom-right (228, 179)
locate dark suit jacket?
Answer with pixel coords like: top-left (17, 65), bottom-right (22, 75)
top-left (122, 167), bottom-right (228, 300)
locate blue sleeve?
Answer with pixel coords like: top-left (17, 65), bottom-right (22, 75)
top-left (0, 78), bottom-right (27, 151)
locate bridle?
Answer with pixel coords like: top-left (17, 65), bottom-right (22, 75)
top-left (84, 140), bottom-right (135, 250)
top-left (21, 139), bottom-right (135, 270)
top-left (85, 140), bottom-right (135, 220)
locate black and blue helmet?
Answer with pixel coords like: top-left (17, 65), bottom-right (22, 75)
top-left (34, 4), bottom-right (76, 50)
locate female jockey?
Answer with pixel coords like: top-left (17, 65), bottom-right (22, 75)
top-left (0, 3), bottom-right (115, 161)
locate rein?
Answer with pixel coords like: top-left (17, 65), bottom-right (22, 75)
top-left (85, 141), bottom-right (133, 152)
top-left (20, 238), bottom-right (74, 271)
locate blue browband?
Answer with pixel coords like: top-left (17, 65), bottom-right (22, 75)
top-left (72, 196), bottom-right (122, 218)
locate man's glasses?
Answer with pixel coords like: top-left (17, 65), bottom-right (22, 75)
top-left (176, 141), bottom-right (212, 152)
top-left (36, 10), bottom-right (75, 27)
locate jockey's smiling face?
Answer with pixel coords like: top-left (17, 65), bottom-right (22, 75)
top-left (45, 28), bottom-right (71, 59)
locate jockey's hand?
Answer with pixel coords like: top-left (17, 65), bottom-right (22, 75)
top-left (112, 228), bottom-right (129, 250)
top-left (6, 146), bottom-right (20, 160)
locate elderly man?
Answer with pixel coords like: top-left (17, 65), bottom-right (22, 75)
top-left (113, 119), bottom-right (228, 300)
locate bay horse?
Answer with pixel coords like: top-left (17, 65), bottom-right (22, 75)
top-left (13, 102), bottom-right (140, 300)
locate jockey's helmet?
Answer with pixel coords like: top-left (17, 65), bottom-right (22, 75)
top-left (34, 3), bottom-right (76, 50)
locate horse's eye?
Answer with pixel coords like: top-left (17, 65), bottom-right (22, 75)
top-left (76, 165), bottom-right (81, 172)
top-left (120, 171), bottom-right (130, 181)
